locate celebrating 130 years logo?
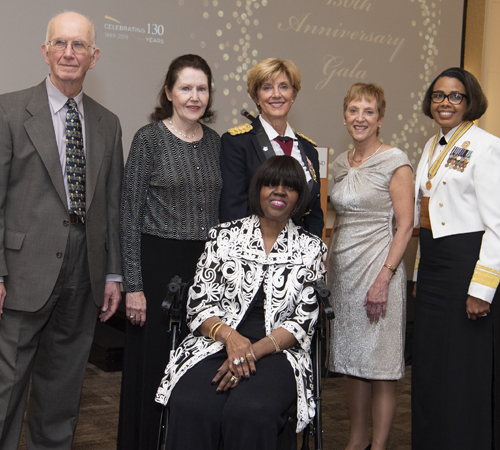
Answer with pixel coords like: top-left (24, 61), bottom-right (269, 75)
top-left (104, 15), bottom-right (165, 45)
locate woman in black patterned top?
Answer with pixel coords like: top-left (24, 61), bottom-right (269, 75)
top-left (117, 54), bottom-right (222, 450)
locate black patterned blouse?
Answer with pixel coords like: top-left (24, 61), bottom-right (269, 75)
top-left (120, 121), bottom-right (222, 292)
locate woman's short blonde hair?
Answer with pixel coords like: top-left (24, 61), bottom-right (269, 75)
top-left (247, 58), bottom-right (301, 111)
top-left (343, 82), bottom-right (386, 118)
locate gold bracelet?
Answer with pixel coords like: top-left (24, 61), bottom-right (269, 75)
top-left (383, 263), bottom-right (398, 275)
top-left (212, 322), bottom-right (225, 341)
top-left (211, 323), bottom-right (223, 341)
top-left (210, 322), bottom-right (224, 341)
top-left (267, 334), bottom-right (280, 353)
top-left (208, 320), bottom-right (221, 340)
top-left (208, 320), bottom-right (222, 341)
top-left (222, 329), bottom-right (233, 345)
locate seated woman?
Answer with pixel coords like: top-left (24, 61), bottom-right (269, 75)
top-left (156, 155), bottom-right (327, 450)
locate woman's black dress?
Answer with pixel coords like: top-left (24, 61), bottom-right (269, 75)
top-left (117, 235), bottom-right (205, 450)
top-left (412, 229), bottom-right (497, 450)
top-left (165, 284), bottom-right (297, 450)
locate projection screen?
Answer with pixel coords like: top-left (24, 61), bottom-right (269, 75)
top-left (0, 0), bottom-right (466, 188)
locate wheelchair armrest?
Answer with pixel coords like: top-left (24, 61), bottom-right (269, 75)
top-left (309, 280), bottom-right (335, 321)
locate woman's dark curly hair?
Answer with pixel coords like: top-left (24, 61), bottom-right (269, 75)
top-left (422, 67), bottom-right (488, 121)
top-left (149, 54), bottom-right (216, 123)
top-left (249, 156), bottom-right (309, 221)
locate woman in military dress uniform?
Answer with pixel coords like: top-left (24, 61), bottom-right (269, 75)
top-left (219, 58), bottom-right (323, 238)
top-left (412, 67), bottom-right (500, 450)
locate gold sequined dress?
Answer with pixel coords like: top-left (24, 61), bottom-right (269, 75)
top-left (327, 148), bottom-right (411, 380)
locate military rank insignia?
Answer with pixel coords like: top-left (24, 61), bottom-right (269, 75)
top-left (295, 132), bottom-right (317, 147)
top-left (227, 124), bottom-right (253, 135)
top-left (445, 144), bottom-right (473, 172)
top-left (306, 157), bottom-right (317, 183)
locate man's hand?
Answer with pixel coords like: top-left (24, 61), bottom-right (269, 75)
top-left (0, 283), bottom-right (6, 322)
top-left (99, 281), bottom-right (121, 322)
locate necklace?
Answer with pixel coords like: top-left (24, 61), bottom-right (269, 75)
top-left (169, 119), bottom-right (200, 139)
top-left (352, 143), bottom-right (382, 163)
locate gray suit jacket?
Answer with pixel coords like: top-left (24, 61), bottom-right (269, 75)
top-left (0, 81), bottom-right (123, 311)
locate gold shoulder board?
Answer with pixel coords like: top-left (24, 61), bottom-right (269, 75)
top-left (227, 124), bottom-right (253, 136)
top-left (295, 132), bottom-right (317, 147)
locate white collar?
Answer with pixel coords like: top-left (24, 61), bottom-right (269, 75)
top-left (259, 115), bottom-right (296, 141)
top-left (439, 123), bottom-right (462, 143)
top-left (45, 75), bottom-right (84, 117)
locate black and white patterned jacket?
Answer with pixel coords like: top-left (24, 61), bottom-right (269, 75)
top-left (156, 215), bottom-right (327, 432)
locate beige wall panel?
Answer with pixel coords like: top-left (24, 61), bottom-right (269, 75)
top-left (479, 0), bottom-right (500, 136)
top-left (464, 0), bottom-right (486, 80)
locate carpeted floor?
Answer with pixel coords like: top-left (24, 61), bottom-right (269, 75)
top-left (19, 363), bottom-right (412, 449)
top-left (319, 369), bottom-right (411, 449)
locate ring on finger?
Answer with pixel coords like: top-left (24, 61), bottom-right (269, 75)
top-left (240, 357), bottom-right (245, 364)
top-left (129, 315), bottom-right (135, 319)
top-left (233, 358), bottom-right (240, 366)
top-left (246, 353), bottom-right (253, 359)
top-left (230, 375), bottom-right (238, 383)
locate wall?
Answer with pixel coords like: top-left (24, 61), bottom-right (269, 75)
top-left (479, 0), bottom-right (500, 136)
top-left (0, 0), bottom-right (465, 184)
top-left (464, 0), bottom-right (500, 136)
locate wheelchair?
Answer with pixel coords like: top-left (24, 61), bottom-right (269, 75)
top-left (157, 275), bottom-right (334, 450)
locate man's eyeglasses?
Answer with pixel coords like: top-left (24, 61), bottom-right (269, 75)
top-left (47, 39), bottom-right (95, 55)
top-left (430, 91), bottom-right (467, 105)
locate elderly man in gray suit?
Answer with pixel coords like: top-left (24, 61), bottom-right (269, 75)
top-left (0, 11), bottom-right (123, 449)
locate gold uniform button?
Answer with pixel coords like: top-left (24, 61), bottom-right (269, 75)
top-left (439, 203), bottom-right (443, 207)
top-left (441, 222), bottom-right (445, 226)
top-left (443, 181), bottom-right (447, 185)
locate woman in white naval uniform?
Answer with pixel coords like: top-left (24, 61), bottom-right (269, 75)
top-left (412, 67), bottom-right (500, 450)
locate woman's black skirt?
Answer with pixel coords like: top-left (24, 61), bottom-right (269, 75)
top-left (412, 229), bottom-right (496, 450)
top-left (117, 234), bottom-right (206, 450)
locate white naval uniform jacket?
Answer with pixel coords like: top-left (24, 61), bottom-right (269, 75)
top-left (155, 215), bottom-right (327, 432)
top-left (414, 123), bottom-right (500, 303)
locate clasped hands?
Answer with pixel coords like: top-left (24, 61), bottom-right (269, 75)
top-left (212, 330), bottom-right (257, 392)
